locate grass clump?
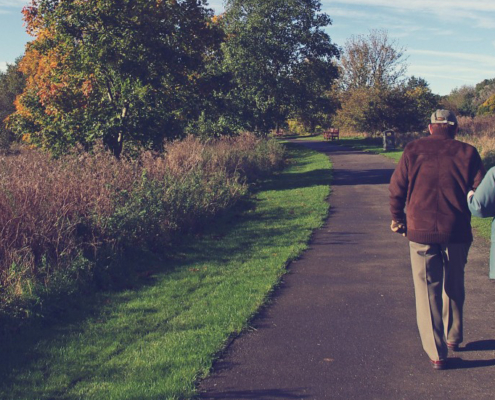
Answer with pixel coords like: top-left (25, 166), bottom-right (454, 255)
top-left (0, 143), bottom-right (332, 400)
top-left (0, 133), bottom-right (285, 323)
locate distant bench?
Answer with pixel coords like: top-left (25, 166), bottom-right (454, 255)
top-left (323, 128), bottom-right (339, 141)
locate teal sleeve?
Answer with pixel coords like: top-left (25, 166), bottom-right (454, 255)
top-left (468, 167), bottom-right (495, 218)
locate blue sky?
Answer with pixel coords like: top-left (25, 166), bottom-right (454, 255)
top-left (1, 0), bottom-right (495, 95)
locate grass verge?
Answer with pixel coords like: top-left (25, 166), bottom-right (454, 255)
top-left (0, 142), bottom-right (332, 400)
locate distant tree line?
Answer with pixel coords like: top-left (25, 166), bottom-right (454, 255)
top-left (1, 1), bottom-right (494, 155)
top-left (442, 79), bottom-right (495, 117)
top-left (2, 0), bottom-right (339, 156)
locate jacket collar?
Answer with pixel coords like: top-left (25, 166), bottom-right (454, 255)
top-left (430, 132), bottom-right (454, 139)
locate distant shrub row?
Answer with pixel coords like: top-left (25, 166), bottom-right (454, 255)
top-left (457, 115), bottom-right (495, 168)
top-left (0, 134), bottom-right (285, 320)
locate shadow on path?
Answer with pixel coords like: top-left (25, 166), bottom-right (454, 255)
top-left (201, 388), bottom-right (311, 399)
top-left (332, 168), bottom-right (394, 186)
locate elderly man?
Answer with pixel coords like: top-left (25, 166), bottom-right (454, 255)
top-left (389, 109), bottom-right (485, 370)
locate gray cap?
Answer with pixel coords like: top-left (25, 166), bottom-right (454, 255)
top-left (431, 109), bottom-right (457, 125)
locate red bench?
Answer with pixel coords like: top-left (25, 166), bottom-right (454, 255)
top-left (323, 128), bottom-right (339, 141)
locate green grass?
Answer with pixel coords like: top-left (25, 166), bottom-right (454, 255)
top-left (337, 137), bottom-right (403, 162)
top-left (290, 134), bottom-right (403, 162)
top-left (471, 216), bottom-right (492, 241)
top-left (0, 143), bottom-right (332, 400)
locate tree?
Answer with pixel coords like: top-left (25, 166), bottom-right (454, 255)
top-left (334, 30), bottom-right (438, 135)
top-left (335, 76), bottom-right (439, 135)
top-left (219, 0), bottom-right (339, 134)
top-left (474, 78), bottom-right (495, 111)
top-left (402, 76), bottom-right (440, 131)
top-left (0, 59), bottom-right (25, 149)
top-left (442, 85), bottom-right (476, 117)
top-left (338, 29), bottom-right (407, 91)
top-left (478, 94), bottom-right (495, 115)
top-left (9, 0), bottom-right (222, 157)
top-left (334, 86), bottom-right (404, 135)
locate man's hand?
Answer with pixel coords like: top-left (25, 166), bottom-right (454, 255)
top-left (391, 220), bottom-right (407, 236)
top-left (468, 190), bottom-right (475, 200)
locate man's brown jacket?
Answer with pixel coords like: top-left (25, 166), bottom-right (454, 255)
top-left (389, 132), bottom-right (485, 244)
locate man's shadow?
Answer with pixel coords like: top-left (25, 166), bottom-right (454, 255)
top-left (448, 340), bottom-right (495, 369)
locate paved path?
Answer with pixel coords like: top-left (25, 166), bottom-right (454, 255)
top-left (199, 141), bottom-right (495, 400)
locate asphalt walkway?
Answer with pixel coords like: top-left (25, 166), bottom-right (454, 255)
top-left (199, 141), bottom-right (495, 400)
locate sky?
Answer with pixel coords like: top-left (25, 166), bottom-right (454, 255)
top-left (1, 0), bottom-right (495, 96)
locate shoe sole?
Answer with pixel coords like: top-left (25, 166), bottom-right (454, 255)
top-left (430, 360), bottom-right (447, 370)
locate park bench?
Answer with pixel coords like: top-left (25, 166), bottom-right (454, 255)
top-left (323, 128), bottom-right (339, 141)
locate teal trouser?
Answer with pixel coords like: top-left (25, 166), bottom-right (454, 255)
top-left (409, 241), bottom-right (470, 361)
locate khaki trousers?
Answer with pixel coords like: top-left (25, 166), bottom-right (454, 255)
top-left (409, 241), bottom-right (470, 361)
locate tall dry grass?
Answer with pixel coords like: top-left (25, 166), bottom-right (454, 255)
top-left (0, 133), bottom-right (285, 318)
top-left (457, 115), bottom-right (495, 167)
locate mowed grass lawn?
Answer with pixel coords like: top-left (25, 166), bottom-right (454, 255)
top-left (0, 143), bottom-right (332, 400)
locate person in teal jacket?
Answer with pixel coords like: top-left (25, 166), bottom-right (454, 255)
top-left (468, 167), bottom-right (495, 280)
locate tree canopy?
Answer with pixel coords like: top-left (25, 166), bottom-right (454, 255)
top-left (335, 31), bottom-right (438, 135)
top-left (219, 0), bottom-right (340, 133)
top-left (0, 59), bottom-right (25, 149)
top-left (9, 0), bottom-right (223, 156)
top-left (338, 29), bottom-right (407, 91)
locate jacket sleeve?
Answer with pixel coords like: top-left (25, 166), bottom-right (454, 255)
top-left (471, 150), bottom-right (486, 190)
top-left (469, 166), bottom-right (495, 218)
top-left (389, 150), bottom-right (408, 222)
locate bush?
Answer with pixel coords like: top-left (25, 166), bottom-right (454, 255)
top-left (0, 134), bottom-right (285, 320)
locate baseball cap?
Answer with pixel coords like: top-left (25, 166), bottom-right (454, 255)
top-left (430, 109), bottom-right (457, 125)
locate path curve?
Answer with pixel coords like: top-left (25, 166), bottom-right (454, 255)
top-left (199, 141), bottom-right (495, 400)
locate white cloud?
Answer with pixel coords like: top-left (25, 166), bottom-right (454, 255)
top-left (409, 49), bottom-right (495, 67)
top-left (0, 0), bottom-right (28, 6)
top-left (325, 0), bottom-right (495, 29)
top-left (0, 61), bottom-right (7, 72)
top-left (0, 0), bottom-right (27, 15)
top-left (411, 64), bottom-right (494, 79)
top-left (327, 0), bottom-right (495, 12)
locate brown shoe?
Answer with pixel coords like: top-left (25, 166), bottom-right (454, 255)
top-left (447, 342), bottom-right (460, 352)
top-left (430, 359), bottom-right (447, 370)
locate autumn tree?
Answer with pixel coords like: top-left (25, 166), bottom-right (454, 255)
top-left (9, 0), bottom-right (222, 157)
top-left (478, 94), bottom-right (495, 115)
top-left (219, 0), bottom-right (339, 134)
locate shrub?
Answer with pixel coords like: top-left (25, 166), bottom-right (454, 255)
top-left (0, 133), bottom-right (285, 320)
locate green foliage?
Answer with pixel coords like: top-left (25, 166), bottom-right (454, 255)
top-left (477, 93), bottom-right (495, 115)
top-left (442, 78), bottom-right (495, 118)
top-left (0, 135), bottom-right (284, 322)
top-left (10, 0), bottom-right (223, 157)
top-left (0, 59), bottom-right (25, 150)
top-left (402, 76), bottom-right (441, 131)
top-left (442, 85), bottom-right (477, 117)
top-left (334, 31), bottom-right (439, 135)
top-left (220, 0), bottom-right (339, 134)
